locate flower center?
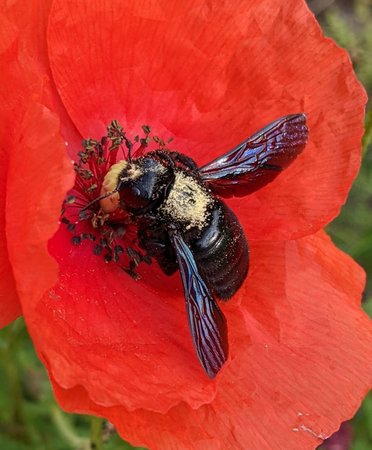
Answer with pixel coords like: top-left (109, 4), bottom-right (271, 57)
top-left (61, 121), bottom-right (169, 279)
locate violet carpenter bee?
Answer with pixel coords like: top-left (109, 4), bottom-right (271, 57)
top-left (79, 114), bottom-right (308, 378)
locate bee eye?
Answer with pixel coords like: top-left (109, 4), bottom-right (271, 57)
top-left (131, 186), bottom-right (142, 197)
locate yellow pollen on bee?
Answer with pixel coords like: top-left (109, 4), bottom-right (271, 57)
top-left (102, 160), bottom-right (128, 191)
top-left (99, 190), bottom-right (120, 213)
top-left (160, 171), bottom-right (212, 230)
top-left (99, 160), bottom-right (128, 213)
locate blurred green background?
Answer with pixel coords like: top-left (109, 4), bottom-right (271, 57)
top-left (0, 1), bottom-right (371, 449)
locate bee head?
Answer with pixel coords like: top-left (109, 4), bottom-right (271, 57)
top-left (100, 157), bottom-right (171, 213)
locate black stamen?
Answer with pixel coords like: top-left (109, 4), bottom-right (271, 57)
top-left (66, 195), bottom-right (76, 204)
top-left (72, 236), bottom-right (81, 245)
top-left (62, 120), bottom-right (161, 278)
top-left (104, 253), bottom-right (112, 263)
top-left (93, 245), bottom-right (103, 256)
top-left (67, 223), bottom-right (76, 232)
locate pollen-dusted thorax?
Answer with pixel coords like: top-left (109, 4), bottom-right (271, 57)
top-left (159, 170), bottom-right (213, 231)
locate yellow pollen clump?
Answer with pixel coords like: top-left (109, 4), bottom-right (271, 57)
top-left (102, 160), bottom-right (128, 192)
top-left (125, 164), bottom-right (143, 181)
top-left (99, 160), bottom-right (128, 213)
top-left (160, 171), bottom-right (212, 230)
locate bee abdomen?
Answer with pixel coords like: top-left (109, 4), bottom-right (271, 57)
top-left (193, 201), bottom-right (248, 300)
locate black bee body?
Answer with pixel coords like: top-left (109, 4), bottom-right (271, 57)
top-left (191, 201), bottom-right (248, 299)
top-left (95, 114), bottom-right (308, 378)
top-left (131, 150), bottom-right (249, 300)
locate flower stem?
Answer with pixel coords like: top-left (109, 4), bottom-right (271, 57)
top-left (0, 320), bottom-right (28, 439)
top-left (51, 406), bottom-right (88, 449)
top-left (90, 416), bottom-right (104, 450)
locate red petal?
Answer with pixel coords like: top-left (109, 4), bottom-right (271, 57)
top-left (47, 0), bottom-right (366, 240)
top-left (2, 0), bottom-right (83, 154)
top-left (0, 9), bottom-right (31, 326)
top-left (28, 231), bottom-right (372, 449)
top-left (0, 179), bottom-right (20, 327)
top-left (5, 101), bottom-right (74, 328)
top-left (33, 223), bottom-right (219, 412)
top-left (0, 121), bottom-right (20, 322)
top-left (0, 0), bottom-right (79, 326)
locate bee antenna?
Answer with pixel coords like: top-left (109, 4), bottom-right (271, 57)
top-left (81, 189), bottom-right (118, 212)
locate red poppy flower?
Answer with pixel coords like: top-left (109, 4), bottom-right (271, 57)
top-left (1, 0), bottom-right (372, 449)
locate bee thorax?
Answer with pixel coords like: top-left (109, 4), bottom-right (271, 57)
top-left (160, 171), bottom-right (213, 230)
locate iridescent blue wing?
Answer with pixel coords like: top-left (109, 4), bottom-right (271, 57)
top-left (199, 114), bottom-right (308, 197)
top-left (171, 233), bottom-right (228, 378)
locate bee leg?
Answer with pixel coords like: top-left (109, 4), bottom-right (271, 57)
top-left (137, 224), bottom-right (178, 275)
